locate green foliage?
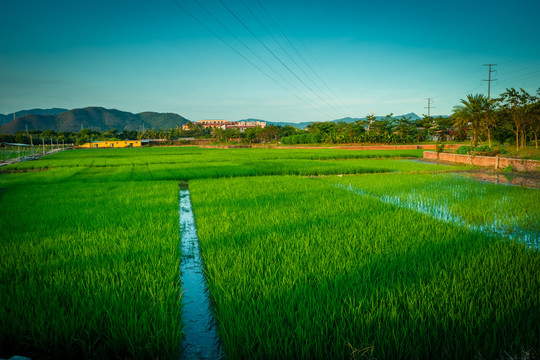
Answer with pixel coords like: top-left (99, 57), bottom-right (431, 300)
top-left (456, 145), bottom-right (492, 155)
top-left (502, 164), bottom-right (515, 173)
top-left (453, 94), bottom-right (490, 147)
top-left (281, 133), bottom-right (322, 144)
top-left (435, 142), bottom-right (445, 153)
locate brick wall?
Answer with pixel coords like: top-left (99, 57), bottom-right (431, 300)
top-left (279, 144), bottom-right (462, 150)
top-left (423, 151), bottom-right (540, 172)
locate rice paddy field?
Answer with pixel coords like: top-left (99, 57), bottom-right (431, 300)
top-left (0, 146), bottom-right (538, 359)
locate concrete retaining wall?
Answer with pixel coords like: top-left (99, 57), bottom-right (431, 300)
top-left (424, 151), bottom-right (540, 172)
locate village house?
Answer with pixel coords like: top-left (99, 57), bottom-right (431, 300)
top-left (182, 120), bottom-right (266, 132)
top-left (79, 140), bottom-right (142, 148)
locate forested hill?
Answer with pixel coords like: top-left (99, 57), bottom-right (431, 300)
top-left (0, 108), bottom-right (68, 126)
top-left (0, 107), bottom-right (190, 134)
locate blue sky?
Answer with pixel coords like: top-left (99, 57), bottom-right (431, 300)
top-left (1, 0), bottom-right (539, 123)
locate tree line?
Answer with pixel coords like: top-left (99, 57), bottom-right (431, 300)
top-left (200, 87), bottom-right (539, 148)
top-left (453, 88), bottom-right (540, 151)
top-left (2, 87), bottom-right (538, 149)
top-left (0, 128), bottom-right (186, 146)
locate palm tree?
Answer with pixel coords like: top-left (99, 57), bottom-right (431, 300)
top-left (452, 94), bottom-right (488, 147)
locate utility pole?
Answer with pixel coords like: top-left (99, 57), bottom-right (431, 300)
top-left (483, 64), bottom-right (497, 99)
top-left (367, 109), bottom-right (374, 132)
top-left (425, 98), bottom-right (434, 117)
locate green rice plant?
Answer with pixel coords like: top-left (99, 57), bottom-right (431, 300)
top-left (189, 175), bottom-right (540, 359)
top-left (328, 172), bottom-right (539, 246)
top-left (0, 177), bottom-right (183, 359)
top-left (0, 146), bottom-right (488, 359)
top-left (3, 147), bottom-right (471, 181)
top-left (5, 147), bottom-right (427, 171)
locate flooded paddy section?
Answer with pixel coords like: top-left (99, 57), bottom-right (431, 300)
top-left (459, 171), bottom-right (540, 189)
top-left (179, 189), bottom-right (222, 359)
top-left (337, 179), bottom-right (539, 249)
top-left (409, 158), bottom-right (540, 189)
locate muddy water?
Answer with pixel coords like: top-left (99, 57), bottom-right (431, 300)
top-left (179, 190), bottom-right (222, 359)
top-left (459, 171), bottom-right (540, 189)
top-left (406, 158), bottom-right (540, 189)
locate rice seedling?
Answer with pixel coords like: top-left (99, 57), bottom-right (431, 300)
top-left (0, 176), bottom-right (183, 359)
top-left (0, 146), bottom-right (501, 359)
top-left (329, 172), bottom-right (539, 247)
top-left (5, 147), bottom-right (428, 171)
top-left (4, 147), bottom-right (471, 181)
top-left (189, 175), bottom-right (540, 359)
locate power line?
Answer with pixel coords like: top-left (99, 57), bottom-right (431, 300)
top-left (216, 0), bottom-right (344, 118)
top-left (253, 0), bottom-right (357, 116)
top-left (169, 0), bottom-right (336, 119)
top-left (497, 68), bottom-right (540, 87)
top-left (497, 62), bottom-right (540, 77)
top-left (239, 0), bottom-right (347, 117)
top-left (191, 0), bottom-right (303, 95)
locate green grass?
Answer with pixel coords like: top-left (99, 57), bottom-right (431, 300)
top-left (190, 175), bottom-right (540, 359)
top-left (0, 176), bottom-right (182, 359)
top-left (329, 172), bottom-right (539, 245)
top-left (1, 146), bottom-right (536, 359)
top-left (4, 148), bottom-right (470, 182)
top-left (5, 147), bottom-right (427, 170)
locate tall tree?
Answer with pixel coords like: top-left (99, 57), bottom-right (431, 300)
top-left (365, 113), bottom-right (376, 132)
top-left (371, 114), bottom-right (393, 136)
top-left (416, 115), bottom-right (434, 142)
top-left (497, 88), bottom-right (530, 152)
top-left (526, 88), bottom-right (540, 149)
top-left (433, 116), bottom-right (455, 142)
top-left (393, 115), bottom-right (413, 140)
top-left (452, 94), bottom-right (488, 147)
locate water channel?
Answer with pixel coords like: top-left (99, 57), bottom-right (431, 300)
top-left (179, 189), bottom-right (222, 360)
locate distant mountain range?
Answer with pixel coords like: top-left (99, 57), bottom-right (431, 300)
top-left (0, 107), bottom-right (189, 134)
top-left (0, 108), bottom-right (68, 126)
top-left (1, 108), bottom-right (447, 134)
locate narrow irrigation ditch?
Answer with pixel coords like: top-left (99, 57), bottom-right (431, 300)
top-left (179, 188), bottom-right (222, 359)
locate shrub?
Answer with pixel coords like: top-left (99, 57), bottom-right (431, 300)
top-left (436, 143), bottom-right (445, 153)
top-left (456, 145), bottom-right (492, 155)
